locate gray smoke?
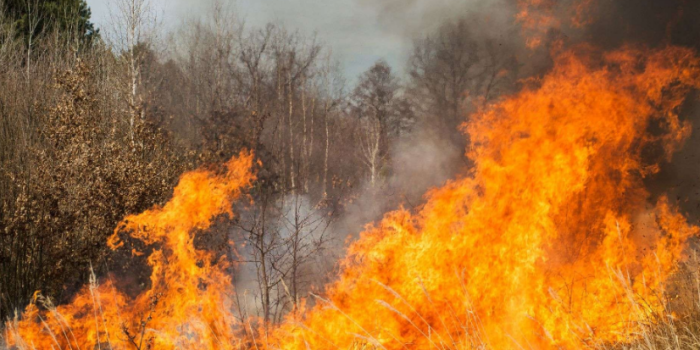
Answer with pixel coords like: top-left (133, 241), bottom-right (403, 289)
top-left (356, 0), bottom-right (512, 38)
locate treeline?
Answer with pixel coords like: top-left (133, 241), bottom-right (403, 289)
top-left (0, 0), bottom-right (518, 323)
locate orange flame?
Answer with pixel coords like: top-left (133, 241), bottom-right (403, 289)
top-left (516, 0), bottom-right (561, 49)
top-left (265, 46), bottom-right (700, 349)
top-left (517, 0), bottom-right (597, 48)
top-left (6, 151), bottom-right (255, 349)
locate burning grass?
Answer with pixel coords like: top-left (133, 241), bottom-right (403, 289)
top-left (6, 265), bottom-right (700, 350)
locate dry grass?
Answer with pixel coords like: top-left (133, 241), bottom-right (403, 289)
top-left (4, 257), bottom-right (700, 350)
top-left (595, 255), bottom-right (700, 350)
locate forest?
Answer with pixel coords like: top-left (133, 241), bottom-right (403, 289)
top-left (3, 0), bottom-right (700, 349)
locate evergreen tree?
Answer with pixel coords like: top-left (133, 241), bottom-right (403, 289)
top-left (2, 0), bottom-right (98, 43)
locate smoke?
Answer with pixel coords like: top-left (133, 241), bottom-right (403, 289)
top-left (367, 1), bottom-right (635, 62)
top-left (575, 0), bottom-right (700, 50)
top-left (232, 149), bottom-right (469, 318)
top-left (231, 194), bottom-right (337, 319)
top-left (356, 0), bottom-right (512, 38)
top-left (646, 92), bottom-right (700, 222)
top-left (360, 0), bottom-right (700, 67)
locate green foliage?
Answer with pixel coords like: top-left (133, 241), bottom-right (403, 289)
top-left (2, 0), bottom-right (98, 43)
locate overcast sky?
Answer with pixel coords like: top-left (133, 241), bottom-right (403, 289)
top-left (84, 0), bottom-right (417, 81)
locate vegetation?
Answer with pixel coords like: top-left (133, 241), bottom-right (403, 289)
top-left (1, 0), bottom-right (97, 45)
top-left (0, 0), bottom-right (517, 325)
top-left (2, 0), bottom-right (700, 349)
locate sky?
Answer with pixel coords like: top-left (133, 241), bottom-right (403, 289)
top-left (84, 0), bottom-right (415, 81)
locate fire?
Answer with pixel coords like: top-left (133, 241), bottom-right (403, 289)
top-left (5, 24), bottom-right (700, 350)
top-left (5, 151), bottom-right (256, 349)
top-left (516, 0), bottom-right (560, 48)
top-left (265, 46), bottom-right (700, 349)
top-left (516, 0), bottom-right (597, 48)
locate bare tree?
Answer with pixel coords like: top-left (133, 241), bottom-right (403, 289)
top-left (235, 190), bottom-right (284, 326)
top-left (350, 60), bottom-right (413, 186)
top-left (272, 29), bottom-right (321, 193)
top-left (234, 191), bottom-right (333, 325)
top-left (108, 0), bottom-right (158, 142)
top-left (23, 0), bottom-right (41, 77)
top-left (317, 55), bottom-right (346, 198)
top-left (278, 195), bottom-right (332, 310)
top-left (408, 18), bottom-right (517, 147)
top-left (357, 116), bottom-right (383, 187)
